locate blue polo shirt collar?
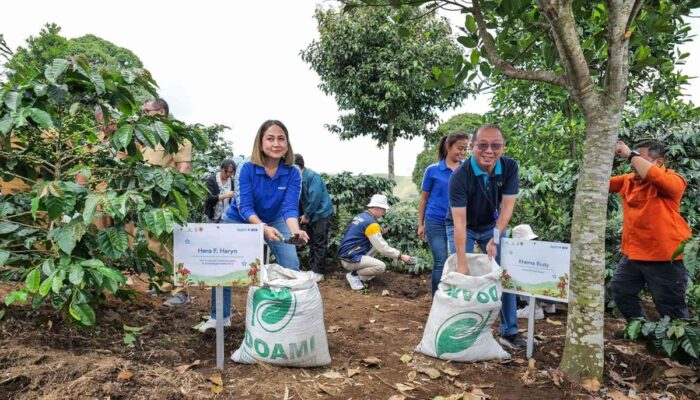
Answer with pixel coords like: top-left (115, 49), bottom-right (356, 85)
top-left (438, 159), bottom-right (449, 171)
top-left (253, 160), bottom-right (289, 179)
top-left (470, 157), bottom-right (501, 175)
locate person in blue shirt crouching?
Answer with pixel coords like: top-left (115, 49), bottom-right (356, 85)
top-left (199, 119), bottom-right (309, 332)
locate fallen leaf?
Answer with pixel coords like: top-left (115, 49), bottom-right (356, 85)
top-left (211, 385), bottom-right (223, 394)
top-left (683, 383), bottom-right (700, 395)
top-left (116, 370), bottom-right (133, 381)
top-left (418, 367), bottom-right (441, 379)
top-left (327, 325), bottom-right (342, 333)
top-left (609, 370), bottom-right (627, 386)
top-left (315, 382), bottom-right (337, 396)
top-left (453, 380), bottom-right (468, 389)
top-left (607, 390), bottom-right (631, 400)
top-left (549, 369), bottom-right (564, 387)
top-left (520, 370), bottom-right (535, 386)
top-left (664, 367), bottom-right (696, 378)
top-left (174, 359), bottom-right (201, 374)
top-left (400, 354), bottom-right (413, 364)
top-left (548, 350), bottom-right (559, 358)
top-left (208, 374), bottom-right (223, 386)
top-left (395, 382), bottom-right (415, 392)
top-left (283, 384), bottom-right (289, 400)
top-left (581, 378), bottom-right (601, 393)
top-left (407, 370), bottom-right (417, 381)
top-left (545, 318), bottom-right (562, 326)
top-left (388, 395), bottom-right (406, 400)
top-left (471, 383), bottom-right (495, 389)
top-left (47, 320), bottom-right (53, 330)
top-left (362, 357), bottom-right (382, 367)
top-left (514, 358), bottom-right (527, 364)
top-left (624, 30), bottom-right (632, 39)
top-left (612, 344), bottom-right (637, 356)
top-left (382, 290), bottom-right (390, 296)
top-left (347, 368), bottom-right (361, 378)
top-left (323, 371), bottom-right (344, 379)
top-left (369, 319), bottom-right (376, 324)
top-left (470, 387), bottom-right (492, 399)
top-left (397, 327), bottom-right (409, 331)
top-left (443, 367), bottom-right (461, 377)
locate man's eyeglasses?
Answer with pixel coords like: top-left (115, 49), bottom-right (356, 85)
top-left (475, 143), bottom-right (503, 151)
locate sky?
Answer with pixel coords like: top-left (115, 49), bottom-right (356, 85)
top-left (1, 1), bottom-right (698, 176)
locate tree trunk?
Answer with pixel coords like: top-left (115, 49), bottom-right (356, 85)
top-left (559, 109), bottom-right (622, 381)
top-left (387, 124), bottom-right (395, 180)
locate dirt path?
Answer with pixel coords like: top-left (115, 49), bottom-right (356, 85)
top-left (0, 271), bottom-right (697, 399)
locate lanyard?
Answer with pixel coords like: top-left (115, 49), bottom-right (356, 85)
top-left (477, 173), bottom-right (500, 222)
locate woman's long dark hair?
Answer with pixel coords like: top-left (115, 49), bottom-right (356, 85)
top-left (437, 131), bottom-right (471, 160)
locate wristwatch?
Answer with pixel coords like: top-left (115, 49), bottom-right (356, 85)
top-left (627, 150), bottom-right (641, 162)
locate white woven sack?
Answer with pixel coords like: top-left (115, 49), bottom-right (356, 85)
top-left (232, 264), bottom-right (331, 366)
top-left (415, 253), bottom-right (510, 362)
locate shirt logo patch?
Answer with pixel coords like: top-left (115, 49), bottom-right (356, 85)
top-left (278, 186), bottom-right (286, 190)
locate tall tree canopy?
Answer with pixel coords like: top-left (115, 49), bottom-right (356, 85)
top-left (301, 5), bottom-right (469, 179)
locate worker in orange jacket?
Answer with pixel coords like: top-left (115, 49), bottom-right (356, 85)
top-left (610, 140), bottom-right (691, 321)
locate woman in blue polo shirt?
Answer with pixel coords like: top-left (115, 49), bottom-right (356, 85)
top-left (199, 119), bottom-right (309, 332)
top-left (418, 132), bottom-right (469, 295)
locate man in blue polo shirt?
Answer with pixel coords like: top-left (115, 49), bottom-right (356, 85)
top-left (447, 124), bottom-right (524, 350)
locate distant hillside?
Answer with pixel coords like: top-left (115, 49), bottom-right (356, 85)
top-left (371, 174), bottom-right (419, 202)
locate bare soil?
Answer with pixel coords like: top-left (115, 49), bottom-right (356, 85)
top-left (0, 271), bottom-right (698, 400)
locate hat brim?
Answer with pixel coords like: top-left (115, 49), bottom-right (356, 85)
top-left (367, 203), bottom-right (390, 210)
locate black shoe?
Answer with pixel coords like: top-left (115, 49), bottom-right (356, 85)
top-left (499, 334), bottom-right (527, 349)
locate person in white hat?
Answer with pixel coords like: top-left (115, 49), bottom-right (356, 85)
top-left (338, 194), bottom-right (415, 290)
top-left (511, 224), bottom-right (557, 319)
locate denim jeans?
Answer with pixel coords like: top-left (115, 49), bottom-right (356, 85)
top-left (425, 219), bottom-right (449, 296)
top-left (446, 224), bottom-right (518, 336)
top-left (211, 216), bottom-right (300, 320)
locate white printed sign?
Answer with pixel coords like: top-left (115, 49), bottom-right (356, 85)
top-left (500, 238), bottom-right (570, 303)
top-left (173, 223), bottom-right (264, 286)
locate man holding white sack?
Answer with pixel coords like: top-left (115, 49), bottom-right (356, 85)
top-left (447, 124), bottom-right (525, 349)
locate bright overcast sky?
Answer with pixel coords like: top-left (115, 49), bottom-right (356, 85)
top-left (1, 1), bottom-right (698, 176)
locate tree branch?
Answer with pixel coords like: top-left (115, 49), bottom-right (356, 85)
top-left (537, 0), bottom-right (599, 112)
top-left (603, 0), bottom-right (638, 108)
top-left (472, 0), bottom-right (566, 87)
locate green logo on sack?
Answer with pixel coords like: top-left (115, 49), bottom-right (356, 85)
top-left (251, 287), bottom-right (297, 333)
top-left (435, 310), bottom-right (492, 357)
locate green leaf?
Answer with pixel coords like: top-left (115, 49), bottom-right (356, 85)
top-left (80, 259), bottom-right (105, 269)
top-left (97, 227), bottom-right (129, 259)
top-left (29, 108), bottom-right (54, 129)
top-left (69, 102), bottom-right (81, 116)
top-left (171, 190), bottom-right (188, 218)
top-left (113, 124), bottom-right (134, 150)
top-left (25, 268), bottom-right (41, 293)
top-left (153, 121), bottom-right (171, 143)
top-left (470, 50), bottom-right (480, 66)
top-left (123, 324), bottom-right (144, 333)
top-left (4, 91), bottom-right (21, 111)
top-left (91, 70), bottom-right (105, 95)
top-left (636, 45), bottom-right (651, 61)
top-left (136, 124), bottom-right (158, 148)
top-left (69, 267), bottom-right (85, 285)
top-left (153, 168), bottom-right (173, 192)
top-left (681, 327), bottom-right (700, 358)
top-left (661, 337), bottom-right (679, 356)
top-left (0, 112), bottom-right (13, 135)
top-left (142, 209), bottom-right (174, 236)
top-left (45, 59), bottom-right (70, 84)
top-left (38, 273), bottom-right (54, 296)
top-left (97, 266), bottom-right (125, 286)
top-left (123, 334), bottom-right (136, 344)
top-left (0, 249), bottom-right (9, 265)
top-left (4, 290), bottom-right (28, 306)
top-left (52, 274), bottom-right (64, 294)
top-left (30, 196), bottom-right (40, 219)
top-left (0, 308), bottom-right (5, 320)
top-left (41, 259), bottom-right (55, 276)
top-left (0, 221), bottom-right (19, 234)
top-left (69, 301), bottom-right (96, 326)
top-left (48, 223), bottom-right (79, 255)
top-left (479, 62), bottom-right (491, 77)
top-left (626, 319), bottom-right (642, 340)
top-left (465, 15), bottom-right (477, 33)
top-left (457, 36), bottom-right (477, 48)
top-left (83, 194), bottom-right (100, 224)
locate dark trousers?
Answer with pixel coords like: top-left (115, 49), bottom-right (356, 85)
top-left (304, 216), bottom-right (332, 274)
top-left (611, 256), bottom-right (689, 320)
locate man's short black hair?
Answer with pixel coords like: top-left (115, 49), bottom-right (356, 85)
top-left (473, 124), bottom-right (506, 142)
top-left (634, 140), bottom-right (665, 159)
top-left (146, 98), bottom-right (169, 116)
top-left (294, 153), bottom-right (305, 169)
top-left (220, 159), bottom-right (235, 173)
